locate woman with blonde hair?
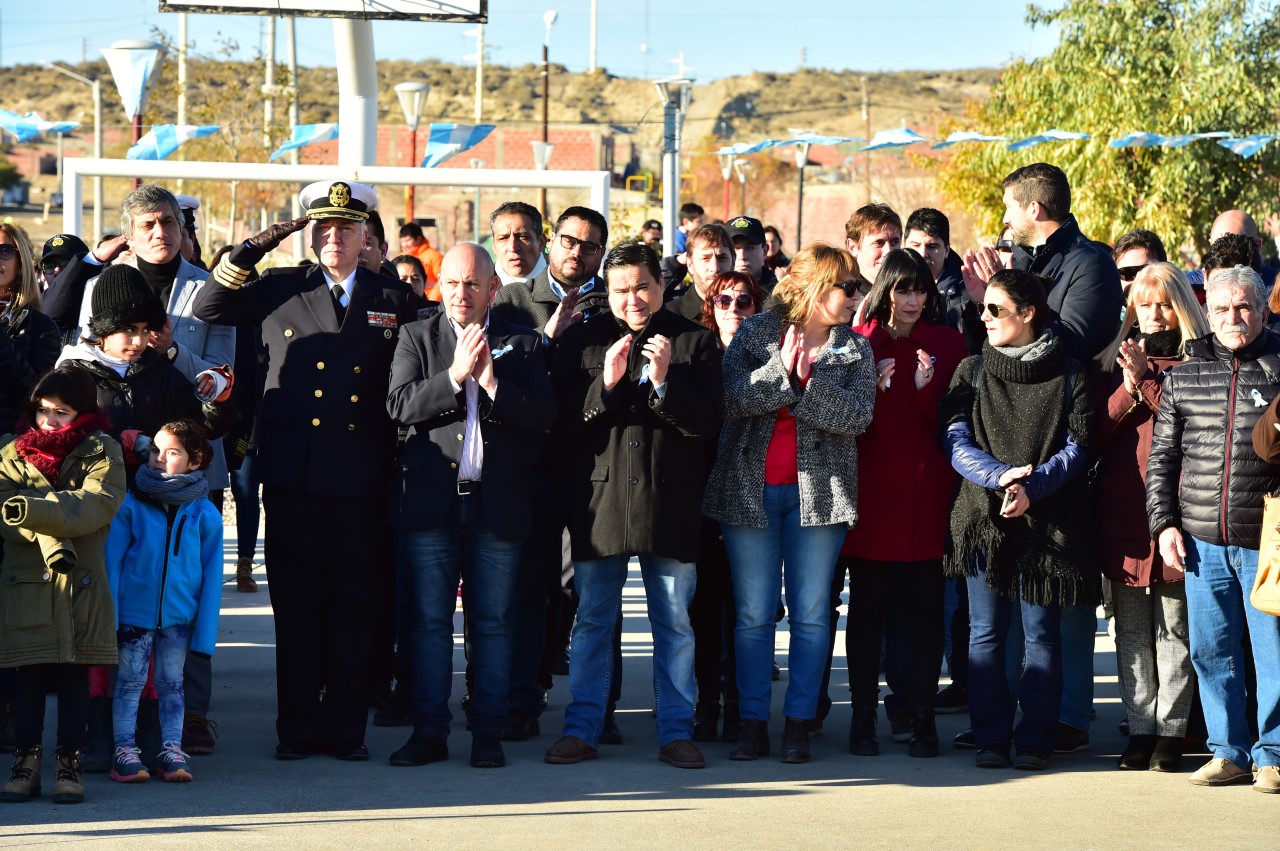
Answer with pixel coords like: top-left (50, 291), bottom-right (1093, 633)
top-left (0, 223), bottom-right (60, 431)
top-left (704, 242), bottom-right (876, 764)
top-left (1094, 261), bottom-right (1207, 772)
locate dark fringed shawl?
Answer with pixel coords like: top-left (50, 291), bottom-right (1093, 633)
top-left (940, 335), bottom-right (1099, 606)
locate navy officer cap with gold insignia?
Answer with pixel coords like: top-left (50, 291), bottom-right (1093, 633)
top-left (727, 216), bottom-right (765, 246)
top-left (298, 180), bottom-right (377, 222)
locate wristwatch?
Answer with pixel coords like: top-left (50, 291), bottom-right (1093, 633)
top-left (166, 343), bottom-right (179, 361)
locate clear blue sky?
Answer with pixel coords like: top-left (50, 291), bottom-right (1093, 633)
top-left (4, 1), bottom-right (1063, 78)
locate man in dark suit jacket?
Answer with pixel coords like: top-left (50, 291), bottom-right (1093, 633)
top-left (385, 243), bottom-right (556, 769)
top-left (193, 180), bottom-right (423, 762)
top-left (543, 242), bottom-right (723, 770)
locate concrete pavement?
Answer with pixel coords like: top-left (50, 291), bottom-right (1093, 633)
top-left (0, 533), bottom-right (1275, 849)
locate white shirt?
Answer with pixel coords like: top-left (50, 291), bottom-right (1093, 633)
top-left (446, 312), bottom-right (490, 483)
top-left (322, 268), bottom-right (357, 307)
top-left (498, 254), bottom-right (547, 286)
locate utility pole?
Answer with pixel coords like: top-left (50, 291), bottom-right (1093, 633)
top-left (589, 0), bottom-right (598, 72)
top-left (262, 17), bottom-right (276, 230)
top-left (475, 24), bottom-right (484, 122)
top-left (286, 17), bottom-right (303, 257)
top-left (177, 13), bottom-right (187, 190)
top-left (861, 75), bottom-right (871, 205)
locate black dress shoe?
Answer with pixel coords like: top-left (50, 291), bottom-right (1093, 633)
top-left (501, 715), bottom-right (540, 742)
top-left (1118, 734), bottom-right (1158, 770)
top-left (329, 743), bottom-right (369, 761)
top-left (849, 707), bottom-right (879, 756)
top-left (692, 703), bottom-right (720, 743)
top-left (599, 711), bottom-right (623, 745)
top-left (780, 717), bottom-right (811, 764)
top-left (1150, 735), bottom-right (1184, 772)
top-left (729, 719), bottom-right (770, 760)
top-left (274, 741), bottom-right (315, 761)
top-left (372, 690), bottom-right (413, 728)
top-left (390, 732), bottom-right (449, 767)
top-left (471, 734), bottom-right (506, 768)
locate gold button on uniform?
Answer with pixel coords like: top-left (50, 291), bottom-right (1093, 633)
top-left (284, 329), bottom-right (294, 338)
top-left (353, 366), bottom-right (361, 374)
top-left (348, 424), bottom-right (356, 431)
top-left (456, 434), bottom-right (464, 442)
top-left (315, 390), bottom-right (323, 398)
top-left (311, 418), bottom-right (321, 426)
top-left (316, 361), bottom-right (325, 370)
top-left (450, 462), bottom-right (458, 469)
top-left (350, 395), bottom-right (359, 403)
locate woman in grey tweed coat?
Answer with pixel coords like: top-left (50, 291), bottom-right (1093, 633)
top-left (703, 242), bottom-right (877, 764)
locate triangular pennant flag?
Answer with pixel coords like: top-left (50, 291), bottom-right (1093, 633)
top-left (862, 128), bottom-right (928, 151)
top-left (931, 131), bottom-right (1010, 149)
top-left (1218, 134), bottom-right (1278, 158)
top-left (1109, 132), bottom-right (1164, 149)
top-left (1007, 129), bottom-right (1091, 152)
top-left (126, 124), bottom-right (219, 160)
top-left (269, 123), bottom-right (340, 162)
top-left (421, 123), bottom-right (496, 167)
top-left (100, 44), bottom-right (166, 121)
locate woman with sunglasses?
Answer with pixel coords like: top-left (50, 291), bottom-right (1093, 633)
top-left (940, 268), bottom-right (1096, 771)
top-left (0, 224), bottom-right (60, 433)
top-left (1094, 262), bottom-right (1206, 771)
top-left (688, 271), bottom-right (766, 743)
top-left (836, 249), bottom-right (969, 758)
top-left (704, 243), bottom-right (876, 764)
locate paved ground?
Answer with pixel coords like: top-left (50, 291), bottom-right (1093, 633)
top-left (1, 532), bottom-right (1275, 849)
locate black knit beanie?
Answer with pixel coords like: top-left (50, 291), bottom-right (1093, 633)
top-left (87, 265), bottom-right (168, 339)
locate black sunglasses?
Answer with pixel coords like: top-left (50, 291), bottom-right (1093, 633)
top-left (835, 279), bottom-right (862, 297)
top-left (1118, 263), bottom-right (1148, 282)
top-left (996, 239), bottom-right (1015, 253)
top-left (0, 244), bottom-right (16, 262)
top-left (711, 293), bottom-right (755, 310)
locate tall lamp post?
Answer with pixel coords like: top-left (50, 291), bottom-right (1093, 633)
top-left (101, 39), bottom-right (167, 190)
top-left (790, 134), bottom-right (813, 253)
top-left (654, 77), bottom-right (693, 258)
top-left (395, 82), bottom-right (430, 224)
top-left (44, 62), bottom-right (103, 242)
top-left (718, 151), bottom-right (734, 220)
top-left (538, 10), bottom-right (558, 220)
top-left (733, 158), bottom-right (751, 214)
top-left (470, 158), bottom-right (486, 242)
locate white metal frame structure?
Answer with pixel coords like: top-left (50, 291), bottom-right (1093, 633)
top-left (61, 158), bottom-right (611, 237)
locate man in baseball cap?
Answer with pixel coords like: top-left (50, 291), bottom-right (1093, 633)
top-left (39, 233), bottom-right (88, 290)
top-left (726, 215), bottom-right (776, 290)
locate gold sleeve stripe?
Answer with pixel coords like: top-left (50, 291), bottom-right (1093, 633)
top-left (214, 257), bottom-right (251, 290)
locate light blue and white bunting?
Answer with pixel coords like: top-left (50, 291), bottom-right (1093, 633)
top-left (269, 123), bottom-right (340, 162)
top-left (0, 110), bottom-right (80, 143)
top-left (126, 124), bottom-right (220, 160)
top-left (863, 128), bottom-right (928, 151)
top-left (421, 123), bottom-right (497, 168)
top-left (1217, 134), bottom-right (1278, 158)
top-left (931, 131), bottom-right (1010, 149)
top-left (1007, 129), bottom-right (1092, 152)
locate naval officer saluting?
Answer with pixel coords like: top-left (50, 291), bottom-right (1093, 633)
top-left (194, 180), bottom-right (424, 761)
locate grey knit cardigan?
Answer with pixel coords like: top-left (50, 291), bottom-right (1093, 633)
top-left (702, 309), bottom-right (877, 529)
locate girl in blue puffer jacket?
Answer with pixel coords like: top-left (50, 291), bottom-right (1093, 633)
top-left (104, 420), bottom-right (223, 784)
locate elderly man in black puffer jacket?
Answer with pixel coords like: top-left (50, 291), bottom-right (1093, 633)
top-left (1146, 264), bottom-right (1280, 793)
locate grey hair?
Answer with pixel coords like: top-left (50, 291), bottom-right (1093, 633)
top-left (1205, 264), bottom-right (1267, 308)
top-left (120, 184), bottom-right (182, 236)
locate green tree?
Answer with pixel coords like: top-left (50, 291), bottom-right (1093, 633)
top-left (932, 0), bottom-right (1280, 254)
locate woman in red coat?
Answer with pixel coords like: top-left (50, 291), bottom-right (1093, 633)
top-left (1093, 262), bottom-right (1207, 772)
top-left (837, 248), bottom-right (968, 757)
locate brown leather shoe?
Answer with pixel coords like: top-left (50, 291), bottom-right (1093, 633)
top-left (235, 558), bottom-right (259, 593)
top-left (544, 736), bottom-right (598, 764)
top-left (658, 739), bottom-right (706, 769)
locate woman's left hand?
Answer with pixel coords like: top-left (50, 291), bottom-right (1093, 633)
top-left (1000, 482), bottom-right (1030, 518)
top-left (914, 349), bottom-right (935, 390)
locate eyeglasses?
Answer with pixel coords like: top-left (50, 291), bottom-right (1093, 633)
top-left (556, 233), bottom-right (603, 256)
top-left (0, 244), bottom-right (16, 262)
top-left (1118, 263), bottom-right (1148, 282)
top-left (981, 302), bottom-right (1013, 318)
top-left (712, 293), bottom-right (755, 310)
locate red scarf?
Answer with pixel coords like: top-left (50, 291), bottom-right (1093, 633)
top-left (13, 412), bottom-right (111, 488)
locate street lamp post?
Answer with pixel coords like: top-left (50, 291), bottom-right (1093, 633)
top-left (395, 82), bottom-right (430, 224)
top-left (733, 158), bottom-right (750, 214)
top-left (791, 138), bottom-right (812, 253)
top-left (718, 151), bottom-right (734, 220)
top-left (654, 77), bottom-right (693, 259)
top-left (44, 62), bottom-right (103, 241)
top-left (539, 10), bottom-right (558, 220)
top-left (470, 158), bottom-right (485, 241)
top-left (101, 39), bottom-right (168, 190)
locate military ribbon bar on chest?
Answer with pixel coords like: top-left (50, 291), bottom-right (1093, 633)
top-left (367, 311), bottom-right (399, 338)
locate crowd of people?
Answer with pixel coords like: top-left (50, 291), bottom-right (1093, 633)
top-left (2, 158), bottom-right (1280, 804)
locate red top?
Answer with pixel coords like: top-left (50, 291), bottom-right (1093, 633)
top-left (841, 318), bottom-right (968, 561)
top-left (764, 349), bottom-right (811, 486)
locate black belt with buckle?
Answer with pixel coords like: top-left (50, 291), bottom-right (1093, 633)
top-left (457, 480), bottom-right (481, 495)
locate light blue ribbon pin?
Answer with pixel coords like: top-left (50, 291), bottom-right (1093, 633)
top-left (1252, 388), bottom-right (1268, 408)
top-left (638, 362), bottom-right (653, 385)
top-left (491, 344), bottom-right (513, 360)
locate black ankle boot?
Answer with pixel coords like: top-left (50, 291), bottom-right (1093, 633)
top-left (781, 717), bottom-right (811, 764)
top-left (720, 699), bottom-right (742, 743)
top-left (81, 697), bottom-right (112, 774)
top-left (1118, 734), bottom-right (1158, 770)
top-left (908, 709), bottom-right (939, 758)
top-left (1150, 735), bottom-right (1184, 772)
top-left (693, 703), bottom-right (720, 743)
top-left (729, 719), bottom-right (769, 760)
top-left (849, 706), bottom-right (878, 756)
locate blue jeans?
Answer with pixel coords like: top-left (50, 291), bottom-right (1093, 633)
top-left (722, 483), bottom-right (847, 722)
top-left (1184, 537), bottom-right (1280, 768)
top-left (113, 624), bottom-right (190, 748)
top-left (1059, 604), bottom-right (1098, 730)
top-left (398, 494), bottom-right (521, 740)
top-left (967, 574), bottom-right (1062, 754)
top-left (562, 553), bottom-right (696, 748)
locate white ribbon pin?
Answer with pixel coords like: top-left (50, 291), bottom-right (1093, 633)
top-left (1252, 388), bottom-right (1269, 408)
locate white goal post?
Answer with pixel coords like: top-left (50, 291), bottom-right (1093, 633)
top-left (157, 0), bottom-right (487, 23)
top-left (60, 157), bottom-right (611, 237)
